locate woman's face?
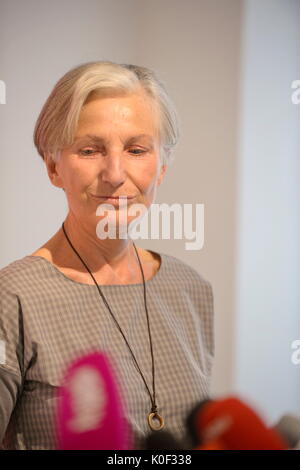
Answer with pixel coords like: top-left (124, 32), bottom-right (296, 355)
top-left (46, 90), bottom-right (166, 233)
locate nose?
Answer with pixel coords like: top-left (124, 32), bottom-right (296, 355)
top-left (100, 151), bottom-right (126, 188)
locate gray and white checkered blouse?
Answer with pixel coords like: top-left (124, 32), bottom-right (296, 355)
top-left (0, 252), bottom-right (214, 449)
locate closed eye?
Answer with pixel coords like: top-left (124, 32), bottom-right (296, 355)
top-left (78, 147), bottom-right (149, 157)
top-left (128, 148), bottom-right (147, 155)
top-left (79, 148), bottom-right (99, 156)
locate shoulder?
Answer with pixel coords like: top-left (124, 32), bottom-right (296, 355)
top-left (155, 251), bottom-right (214, 299)
top-left (0, 256), bottom-right (49, 294)
top-left (156, 252), bottom-right (215, 356)
top-left (0, 256), bottom-right (40, 279)
top-left (160, 251), bottom-right (212, 285)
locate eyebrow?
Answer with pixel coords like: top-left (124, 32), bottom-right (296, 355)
top-left (73, 134), bottom-right (155, 145)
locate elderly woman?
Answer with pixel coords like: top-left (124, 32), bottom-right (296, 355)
top-left (0, 61), bottom-right (214, 450)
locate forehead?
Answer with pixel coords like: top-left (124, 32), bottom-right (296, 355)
top-left (77, 91), bottom-right (160, 136)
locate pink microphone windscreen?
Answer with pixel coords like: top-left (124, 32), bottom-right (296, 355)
top-left (55, 351), bottom-right (132, 450)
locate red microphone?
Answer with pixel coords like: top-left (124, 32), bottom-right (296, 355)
top-left (55, 351), bottom-right (132, 450)
top-left (187, 396), bottom-right (288, 450)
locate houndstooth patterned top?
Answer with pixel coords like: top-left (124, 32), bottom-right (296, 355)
top-left (0, 252), bottom-right (214, 449)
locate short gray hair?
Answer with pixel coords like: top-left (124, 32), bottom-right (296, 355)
top-left (33, 61), bottom-right (179, 166)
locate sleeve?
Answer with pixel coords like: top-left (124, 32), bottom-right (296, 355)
top-left (0, 279), bottom-right (24, 444)
top-left (0, 368), bottom-right (22, 448)
top-left (204, 280), bottom-right (215, 361)
top-left (198, 278), bottom-right (215, 384)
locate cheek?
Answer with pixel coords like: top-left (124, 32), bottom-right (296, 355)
top-left (132, 159), bottom-right (161, 190)
top-left (136, 173), bottom-right (158, 197)
top-left (146, 166), bottom-right (162, 193)
top-left (60, 161), bottom-right (96, 190)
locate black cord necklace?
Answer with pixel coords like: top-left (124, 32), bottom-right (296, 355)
top-left (61, 222), bottom-right (164, 431)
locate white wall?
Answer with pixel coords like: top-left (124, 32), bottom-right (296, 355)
top-left (0, 0), bottom-right (142, 259)
top-left (1, 0), bottom-right (298, 426)
top-left (0, 0), bottom-right (242, 399)
top-left (131, 0), bottom-right (242, 396)
top-left (234, 0), bottom-right (300, 424)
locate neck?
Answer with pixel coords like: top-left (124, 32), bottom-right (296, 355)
top-left (61, 213), bottom-right (138, 271)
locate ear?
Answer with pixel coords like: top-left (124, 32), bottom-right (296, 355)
top-left (44, 153), bottom-right (64, 189)
top-left (157, 164), bottom-right (167, 187)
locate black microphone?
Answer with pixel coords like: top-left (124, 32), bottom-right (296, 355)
top-left (144, 429), bottom-right (183, 450)
top-left (272, 414), bottom-right (300, 449)
top-left (185, 398), bottom-right (212, 447)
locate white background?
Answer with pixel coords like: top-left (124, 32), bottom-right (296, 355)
top-left (0, 0), bottom-right (299, 426)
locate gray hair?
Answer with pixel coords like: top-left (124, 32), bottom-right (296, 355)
top-left (33, 61), bottom-right (180, 166)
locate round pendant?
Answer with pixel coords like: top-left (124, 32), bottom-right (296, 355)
top-left (148, 412), bottom-right (165, 431)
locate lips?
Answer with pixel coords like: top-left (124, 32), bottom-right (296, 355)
top-left (91, 195), bottom-right (135, 199)
top-left (90, 194), bottom-right (136, 207)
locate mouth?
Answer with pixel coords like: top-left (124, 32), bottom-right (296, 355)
top-left (91, 195), bottom-right (135, 199)
top-left (90, 194), bottom-right (136, 205)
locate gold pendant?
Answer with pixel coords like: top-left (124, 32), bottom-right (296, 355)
top-left (148, 412), bottom-right (165, 431)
